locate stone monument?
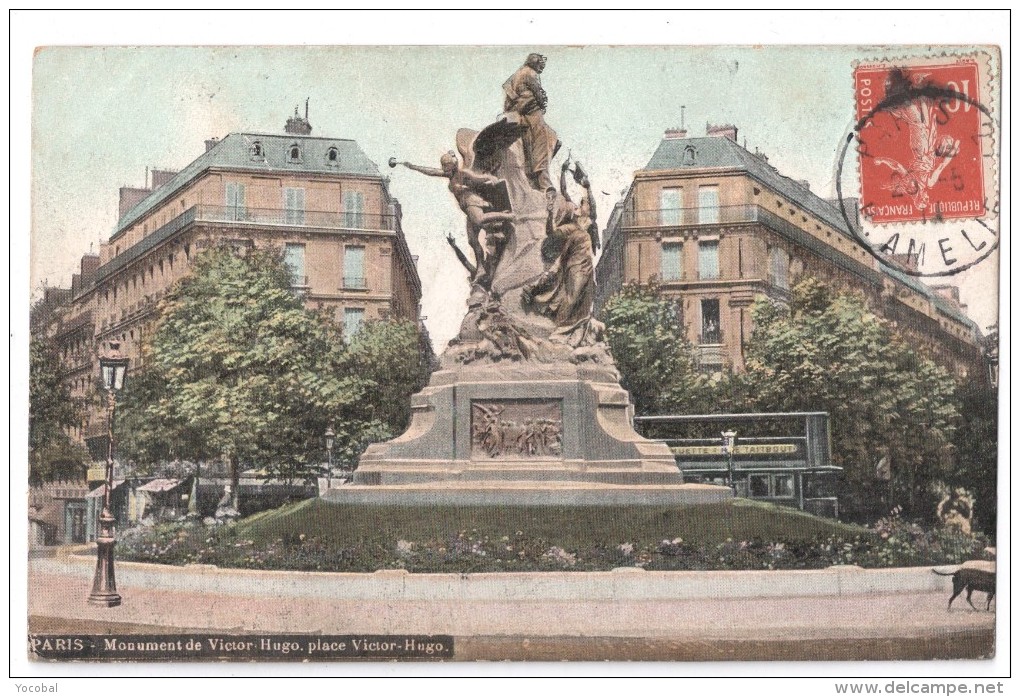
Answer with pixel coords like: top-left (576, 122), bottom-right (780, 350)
top-left (329, 54), bottom-right (729, 506)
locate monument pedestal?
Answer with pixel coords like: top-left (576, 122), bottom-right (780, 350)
top-left (326, 107), bottom-right (731, 508)
top-left (326, 362), bottom-right (731, 507)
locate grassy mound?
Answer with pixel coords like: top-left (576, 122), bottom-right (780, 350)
top-left (238, 498), bottom-right (864, 549)
top-left (119, 499), bottom-right (986, 572)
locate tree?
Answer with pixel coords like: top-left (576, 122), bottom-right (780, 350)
top-left (949, 383), bottom-right (998, 536)
top-left (29, 337), bottom-right (88, 483)
top-left (734, 278), bottom-right (960, 522)
top-left (116, 247), bottom-right (425, 505)
top-left (345, 319), bottom-right (431, 439)
top-left (601, 283), bottom-right (715, 416)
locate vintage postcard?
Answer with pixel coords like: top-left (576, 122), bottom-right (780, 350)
top-left (14, 11), bottom-right (1008, 685)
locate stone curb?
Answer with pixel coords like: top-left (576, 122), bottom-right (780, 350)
top-left (51, 555), bottom-right (961, 602)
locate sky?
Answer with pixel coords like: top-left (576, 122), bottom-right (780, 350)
top-left (23, 20), bottom-right (1006, 350)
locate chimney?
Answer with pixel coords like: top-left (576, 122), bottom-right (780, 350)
top-left (931, 284), bottom-right (962, 305)
top-left (706, 123), bottom-right (738, 141)
top-left (80, 254), bottom-right (100, 290)
top-left (151, 169), bottom-right (178, 189)
top-left (119, 186), bottom-right (151, 219)
top-left (285, 101), bottom-right (313, 135)
top-left (889, 253), bottom-right (920, 272)
top-left (665, 105), bottom-right (688, 139)
top-left (798, 180), bottom-right (811, 191)
top-left (205, 137), bottom-right (220, 152)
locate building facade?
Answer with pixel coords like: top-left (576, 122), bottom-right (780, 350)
top-left (33, 108), bottom-right (423, 461)
top-left (595, 124), bottom-right (986, 380)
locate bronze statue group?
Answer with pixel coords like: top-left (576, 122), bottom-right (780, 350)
top-left (390, 54), bottom-right (601, 349)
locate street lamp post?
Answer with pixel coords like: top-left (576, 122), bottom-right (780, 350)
top-left (89, 341), bottom-right (128, 607)
top-left (324, 425), bottom-right (335, 489)
top-left (721, 429), bottom-right (737, 493)
top-left (186, 460), bottom-right (201, 520)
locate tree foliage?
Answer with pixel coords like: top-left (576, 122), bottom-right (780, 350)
top-left (602, 278), bottom-right (968, 524)
top-left (29, 337), bottom-right (88, 483)
top-left (601, 283), bottom-right (715, 415)
top-left (116, 247), bottom-right (430, 496)
top-left (730, 279), bottom-right (960, 521)
top-left (948, 383), bottom-right (997, 536)
top-left (345, 320), bottom-right (431, 437)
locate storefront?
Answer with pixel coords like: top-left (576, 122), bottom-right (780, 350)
top-left (635, 412), bottom-right (842, 518)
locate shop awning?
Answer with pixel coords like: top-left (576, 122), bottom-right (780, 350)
top-left (85, 480), bottom-right (125, 498)
top-left (138, 478), bottom-right (183, 493)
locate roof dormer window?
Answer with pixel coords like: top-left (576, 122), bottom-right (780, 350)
top-left (250, 141), bottom-right (264, 160)
top-left (288, 143), bottom-right (302, 163)
top-left (326, 146), bottom-right (339, 166)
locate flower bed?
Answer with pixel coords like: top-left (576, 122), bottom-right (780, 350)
top-left (117, 506), bottom-right (988, 573)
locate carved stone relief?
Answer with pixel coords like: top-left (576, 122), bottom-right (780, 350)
top-left (471, 400), bottom-right (563, 459)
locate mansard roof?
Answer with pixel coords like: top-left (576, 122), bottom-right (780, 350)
top-left (642, 135), bottom-right (980, 336)
top-left (116, 132), bottom-right (382, 234)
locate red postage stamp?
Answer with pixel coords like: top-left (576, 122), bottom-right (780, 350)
top-left (854, 59), bottom-right (986, 225)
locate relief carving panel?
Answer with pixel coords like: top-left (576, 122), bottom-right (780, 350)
top-left (471, 400), bottom-right (563, 459)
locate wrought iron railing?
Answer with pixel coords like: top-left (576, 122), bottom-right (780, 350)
top-left (700, 328), bottom-right (722, 345)
top-left (99, 205), bottom-right (396, 281)
top-left (196, 205), bottom-right (395, 231)
top-left (621, 204), bottom-right (759, 228)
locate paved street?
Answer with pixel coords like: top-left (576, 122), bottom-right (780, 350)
top-left (26, 555), bottom-right (995, 661)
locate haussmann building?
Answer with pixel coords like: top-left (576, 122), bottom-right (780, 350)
top-left (30, 106), bottom-right (424, 533)
top-left (595, 123), bottom-right (990, 515)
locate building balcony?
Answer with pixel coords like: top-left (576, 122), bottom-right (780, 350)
top-left (98, 205), bottom-right (397, 281)
top-left (697, 343), bottom-right (726, 368)
top-left (620, 203), bottom-right (882, 286)
top-left (622, 204), bottom-right (759, 229)
top-left (198, 205), bottom-right (395, 232)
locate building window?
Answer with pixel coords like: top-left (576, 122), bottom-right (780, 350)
top-left (343, 307), bottom-right (365, 341)
top-left (283, 243), bottom-right (306, 286)
top-left (326, 147), bottom-right (339, 166)
top-left (288, 143), bottom-right (302, 163)
top-left (698, 186), bottom-right (720, 224)
top-left (769, 246), bottom-right (789, 290)
top-left (749, 474), bottom-right (770, 498)
top-left (343, 245), bottom-right (366, 288)
top-left (342, 190), bottom-right (365, 229)
top-left (284, 187), bottom-right (305, 225)
top-left (250, 141), bottom-right (264, 160)
top-left (226, 182), bottom-right (246, 221)
top-left (700, 298), bottom-right (721, 344)
top-left (698, 240), bottom-right (719, 279)
top-left (749, 473), bottom-right (795, 499)
top-left (660, 188), bottom-right (681, 226)
top-left (774, 474), bottom-right (795, 498)
top-left (660, 242), bottom-right (682, 282)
